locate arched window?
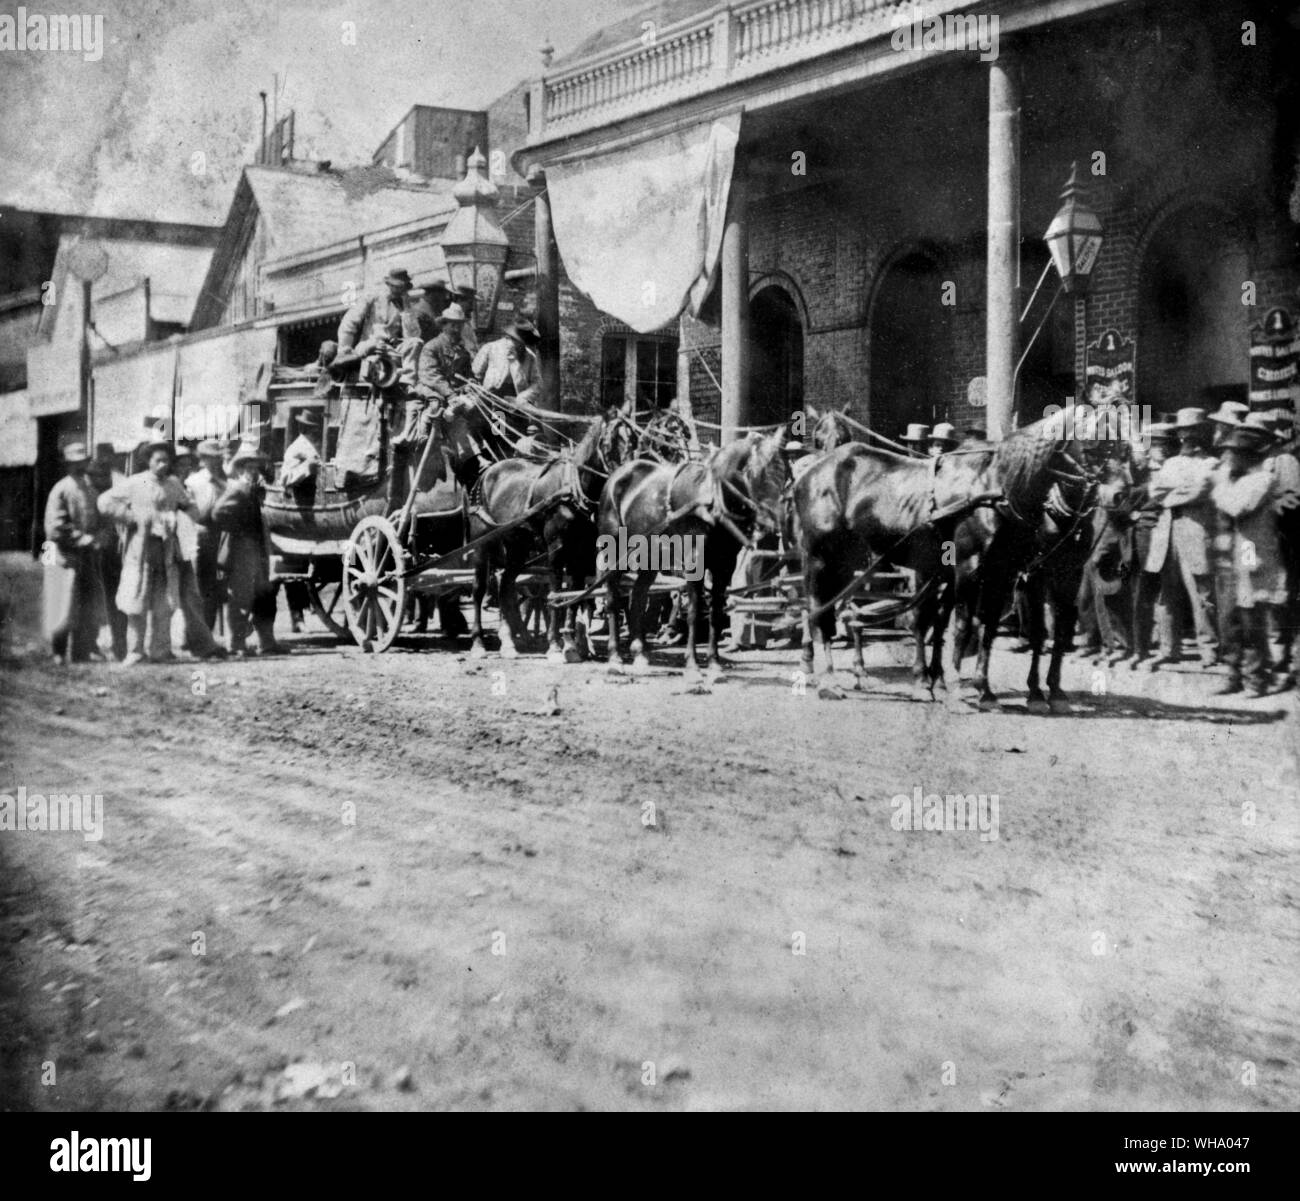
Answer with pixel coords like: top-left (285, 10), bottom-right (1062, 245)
top-left (1137, 203), bottom-right (1250, 416)
top-left (748, 282), bottom-right (804, 426)
top-left (869, 249), bottom-right (953, 438)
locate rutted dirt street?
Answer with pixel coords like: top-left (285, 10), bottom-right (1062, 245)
top-left (0, 552), bottom-right (1297, 1111)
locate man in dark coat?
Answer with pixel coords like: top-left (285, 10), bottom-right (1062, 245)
top-left (43, 442), bottom-right (108, 663)
top-left (399, 302), bottom-right (473, 448)
top-left (212, 444), bottom-right (290, 657)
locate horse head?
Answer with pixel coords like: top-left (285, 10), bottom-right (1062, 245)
top-left (711, 427), bottom-right (791, 544)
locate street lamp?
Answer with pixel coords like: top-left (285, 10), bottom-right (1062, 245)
top-left (1043, 162), bottom-right (1103, 295)
top-left (440, 147), bottom-right (509, 336)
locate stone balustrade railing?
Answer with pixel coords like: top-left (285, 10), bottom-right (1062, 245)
top-left (528, 0), bottom-right (976, 142)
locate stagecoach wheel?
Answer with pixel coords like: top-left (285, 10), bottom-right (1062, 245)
top-left (343, 516), bottom-right (408, 653)
top-left (304, 566), bottom-right (350, 642)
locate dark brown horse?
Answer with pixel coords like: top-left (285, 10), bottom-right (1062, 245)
top-left (792, 440), bottom-right (1000, 699)
top-left (467, 417), bottom-right (613, 660)
top-left (949, 415), bottom-right (1098, 712)
top-left (598, 428), bottom-right (790, 672)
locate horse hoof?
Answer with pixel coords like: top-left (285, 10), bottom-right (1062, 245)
top-left (563, 646), bottom-right (583, 664)
top-left (500, 645), bottom-right (520, 660)
top-left (469, 642), bottom-right (487, 660)
top-left (818, 684), bottom-right (846, 701)
top-left (546, 649), bottom-right (566, 665)
top-left (1049, 694), bottom-right (1070, 715)
top-left (605, 660), bottom-right (624, 675)
top-left (912, 682), bottom-right (936, 703)
top-left (976, 695), bottom-right (1001, 712)
top-left (853, 673), bottom-right (866, 691)
top-left (1026, 695), bottom-right (1051, 716)
top-left (632, 655), bottom-right (651, 674)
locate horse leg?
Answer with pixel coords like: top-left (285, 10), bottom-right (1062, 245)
top-left (851, 623), bottom-right (867, 690)
top-left (971, 579), bottom-right (1005, 711)
top-left (628, 571), bottom-right (656, 672)
top-left (498, 557), bottom-right (524, 658)
top-left (1025, 576), bottom-right (1050, 714)
top-left (604, 573), bottom-right (624, 670)
top-left (683, 579), bottom-right (702, 675)
top-left (545, 539), bottom-right (567, 664)
top-left (1048, 580), bottom-right (1078, 713)
top-left (929, 581), bottom-right (954, 696)
top-left (469, 560), bottom-right (489, 658)
top-left (706, 549), bottom-right (736, 674)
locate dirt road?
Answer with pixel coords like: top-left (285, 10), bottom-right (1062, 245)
top-left (1, 554), bottom-right (1296, 1110)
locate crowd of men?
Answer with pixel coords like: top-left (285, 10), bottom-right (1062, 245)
top-left (1076, 402), bottom-right (1300, 697)
top-left (39, 266), bottom-right (547, 666)
top-left (43, 433), bottom-right (292, 665)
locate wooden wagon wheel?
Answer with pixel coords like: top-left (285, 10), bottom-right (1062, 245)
top-left (304, 562), bottom-right (350, 642)
top-left (343, 516), bottom-right (408, 653)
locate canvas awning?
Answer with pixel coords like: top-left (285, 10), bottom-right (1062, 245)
top-left (0, 392), bottom-right (38, 467)
top-left (545, 114), bottom-right (741, 333)
top-left (174, 326), bottom-right (278, 439)
top-left (91, 345), bottom-right (177, 452)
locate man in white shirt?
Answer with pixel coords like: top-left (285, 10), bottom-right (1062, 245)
top-left (473, 319), bottom-right (542, 408)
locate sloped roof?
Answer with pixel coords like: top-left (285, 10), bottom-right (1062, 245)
top-left (38, 234), bottom-right (214, 339)
top-left (192, 163), bottom-right (461, 328)
top-left (243, 164), bottom-right (458, 258)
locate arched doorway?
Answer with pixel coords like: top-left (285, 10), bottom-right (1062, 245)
top-left (869, 250), bottom-right (951, 437)
top-left (1137, 204), bottom-right (1250, 417)
top-left (748, 284), bottom-right (804, 426)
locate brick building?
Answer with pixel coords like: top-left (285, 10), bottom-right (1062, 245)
top-left (513, 0), bottom-right (1300, 442)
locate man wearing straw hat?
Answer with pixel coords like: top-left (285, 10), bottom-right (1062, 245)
top-left (42, 442), bottom-right (109, 663)
top-left (900, 423), bottom-right (930, 455)
top-left (188, 439), bottom-right (228, 629)
top-left (927, 423), bottom-right (960, 457)
top-left (212, 442), bottom-right (291, 657)
top-left (98, 435), bottom-right (196, 664)
top-left (1146, 407), bottom-right (1219, 669)
top-left (400, 301), bottom-right (474, 449)
top-left (280, 409), bottom-right (323, 494)
top-left (1210, 415), bottom-right (1291, 695)
top-left (473, 318), bottom-right (542, 409)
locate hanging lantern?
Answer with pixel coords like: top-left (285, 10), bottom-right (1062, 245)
top-left (439, 147), bottom-right (509, 335)
top-left (1044, 162), bottom-right (1104, 295)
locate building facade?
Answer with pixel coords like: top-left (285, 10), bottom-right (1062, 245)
top-left (515, 0), bottom-right (1300, 441)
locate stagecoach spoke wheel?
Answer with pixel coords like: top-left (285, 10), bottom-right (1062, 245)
top-left (343, 516), bottom-right (408, 653)
top-left (305, 564), bottom-right (350, 642)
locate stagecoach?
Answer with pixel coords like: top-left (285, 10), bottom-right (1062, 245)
top-left (255, 360), bottom-right (556, 653)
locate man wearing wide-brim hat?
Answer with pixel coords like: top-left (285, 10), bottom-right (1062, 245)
top-left (188, 438), bottom-right (228, 630)
top-left (212, 443), bottom-right (290, 657)
top-left (900, 423), bottom-right (930, 454)
top-left (1125, 423), bottom-right (1175, 668)
top-left (1210, 414), bottom-right (1291, 695)
top-left (928, 422), bottom-right (960, 456)
top-left (98, 437), bottom-right (198, 664)
top-left (336, 266), bottom-right (424, 387)
top-left (281, 408), bottom-right (324, 493)
top-left (1207, 399), bottom-right (1250, 449)
top-left (1145, 407), bottom-right (1219, 669)
top-left (42, 442), bottom-right (109, 663)
top-left (405, 301), bottom-right (474, 449)
top-left (473, 316), bottom-right (542, 412)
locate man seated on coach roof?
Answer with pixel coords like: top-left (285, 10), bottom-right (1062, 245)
top-left (401, 302), bottom-right (474, 449)
top-left (474, 318), bottom-right (542, 409)
top-left (336, 267), bottom-right (424, 387)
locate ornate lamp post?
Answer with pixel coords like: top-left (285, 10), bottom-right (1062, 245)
top-left (1043, 162), bottom-right (1104, 295)
top-left (440, 147), bottom-right (509, 337)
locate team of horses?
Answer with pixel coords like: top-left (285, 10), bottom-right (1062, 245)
top-left (428, 389), bottom-right (1107, 712)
